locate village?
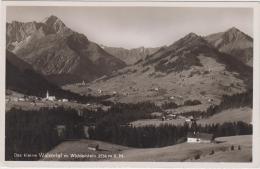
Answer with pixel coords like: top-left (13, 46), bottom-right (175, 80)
top-left (5, 90), bottom-right (108, 112)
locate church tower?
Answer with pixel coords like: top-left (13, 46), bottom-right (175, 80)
top-left (46, 90), bottom-right (49, 99)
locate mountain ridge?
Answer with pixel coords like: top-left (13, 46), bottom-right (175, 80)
top-left (6, 15), bottom-right (126, 85)
top-left (205, 27), bottom-right (253, 66)
top-left (101, 45), bottom-right (162, 65)
top-left (64, 30), bottom-right (252, 114)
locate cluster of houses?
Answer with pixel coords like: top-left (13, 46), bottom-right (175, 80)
top-left (6, 90), bottom-right (69, 103)
top-left (151, 111), bottom-right (195, 122)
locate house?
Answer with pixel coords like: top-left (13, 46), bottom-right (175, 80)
top-left (154, 87), bottom-right (159, 91)
top-left (185, 118), bottom-right (191, 122)
top-left (112, 91), bottom-right (117, 95)
top-left (166, 114), bottom-right (177, 120)
top-left (62, 99), bottom-right (68, 102)
top-left (161, 116), bottom-right (166, 121)
top-left (88, 143), bottom-right (99, 151)
top-left (18, 98), bottom-right (25, 101)
top-left (208, 98), bottom-right (213, 102)
top-left (169, 96), bottom-right (175, 100)
top-left (187, 132), bottom-right (214, 143)
top-left (151, 112), bottom-right (163, 118)
top-left (55, 125), bottom-right (66, 138)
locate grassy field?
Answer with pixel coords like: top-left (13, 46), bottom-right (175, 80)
top-left (130, 107), bottom-right (252, 127)
top-left (42, 135), bottom-right (252, 162)
top-left (198, 107), bottom-right (252, 125)
top-left (41, 139), bottom-right (130, 161)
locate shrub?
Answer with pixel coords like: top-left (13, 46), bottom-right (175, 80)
top-left (184, 100), bottom-right (202, 106)
top-left (161, 102), bottom-right (178, 109)
top-left (194, 154), bottom-right (201, 160)
top-left (231, 145), bottom-right (234, 151)
top-left (209, 150), bottom-right (215, 155)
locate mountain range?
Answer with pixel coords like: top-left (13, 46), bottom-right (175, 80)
top-left (6, 15), bottom-right (126, 85)
top-left (100, 45), bottom-right (161, 65)
top-left (6, 15), bottom-right (253, 105)
top-left (64, 30), bottom-right (252, 114)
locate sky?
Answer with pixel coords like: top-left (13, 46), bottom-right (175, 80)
top-left (7, 6), bottom-right (253, 49)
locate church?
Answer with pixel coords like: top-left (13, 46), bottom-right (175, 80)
top-left (45, 90), bottom-right (56, 101)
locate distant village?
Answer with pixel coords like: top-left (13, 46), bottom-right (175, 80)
top-left (6, 90), bottom-right (68, 103)
top-left (5, 90), bottom-right (106, 112)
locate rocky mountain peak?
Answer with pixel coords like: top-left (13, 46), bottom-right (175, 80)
top-left (227, 27), bottom-right (240, 33)
top-left (168, 32), bottom-right (209, 51)
top-left (223, 27), bottom-right (251, 42)
top-left (43, 15), bottom-right (68, 34)
top-left (43, 15), bottom-right (60, 25)
top-left (205, 27), bottom-right (253, 67)
top-left (184, 32), bottom-right (205, 42)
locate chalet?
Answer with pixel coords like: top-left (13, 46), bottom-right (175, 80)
top-left (187, 132), bottom-right (214, 143)
top-left (166, 114), bottom-right (177, 120)
top-left (88, 143), bottom-right (99, 151)
top-left (185, 118), bottom-right (191, 122)
top-left (18, 98), bottom-right (25, 102)
top-left (151, 112), bottom-right (163, 118)
top-left (154, 87), bottom-right (159, 91)
top-left (208, 98), bottom-right (213, 102)
top-left (55, 125), bottom-right (66, 138)
top-left (112, 91), bottom-right (117, 95)
top-left (62, 99), bottom-right (68, 102)
top-left (162, 116), bottom-right (166, 121)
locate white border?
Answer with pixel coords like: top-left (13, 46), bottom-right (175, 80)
top-left (0, 1), bottom-right (259, 168)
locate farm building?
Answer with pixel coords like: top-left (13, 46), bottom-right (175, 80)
top-left (88, 143), bottom-right (99, 151)
top-left (187, 132), bottom-right (214, 143)
top-left (166, 114), bottom-right (177, 120)
top-left (151, 112), bottom-right (163, 118)
top-left (55, 125), bottom-right (66, 138)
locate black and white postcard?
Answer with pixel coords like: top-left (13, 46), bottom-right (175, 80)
top-left (1, 1), bottom-right (260, 168)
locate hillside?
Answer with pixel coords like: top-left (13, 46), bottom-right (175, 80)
top-left (198, 107), bottom-right (252, 125)
top-left (6, 15), bottom-right (126, 85)
top-left (205, 27), bottom-right (253, 66)
top-left (6, 50), bottom-right (94, 100)
top-left (101, 45), bottom-right (161, 65)
top-left (6, 50), bottom-right (60, 96)
top-left (64, 30), bottom-right (252, 114)
top-left (130, 107), bottom-right (252, 127)
top-left (41, 135), bottom-right (252, 162)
